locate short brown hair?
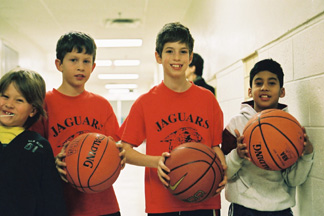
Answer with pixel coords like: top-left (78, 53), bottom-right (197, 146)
top-left (155, 22), bottom-right (194, 57)
top-left (56, 31), bottom-right (97, 63)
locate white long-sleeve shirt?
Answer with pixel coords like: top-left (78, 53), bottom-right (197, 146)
top-left (223, 101), bottom-right (314, 211)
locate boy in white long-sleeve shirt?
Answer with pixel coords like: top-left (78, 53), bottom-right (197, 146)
top-left (221, 59), bottom-right (314, 216)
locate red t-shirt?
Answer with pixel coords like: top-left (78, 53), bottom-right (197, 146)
top-left (119, 82), bottom-right (223, 213)
top-left (32, 89), bottom-right (120, 216)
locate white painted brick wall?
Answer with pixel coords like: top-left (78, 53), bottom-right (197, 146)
top-left (267, 39), bottom-right (294, 83)
top-left (293, 20), bottom-right (324, 80)
top-left (216, 62), bottom-right (245, 128)
top-left (216, 13), bottom-right (324, 216)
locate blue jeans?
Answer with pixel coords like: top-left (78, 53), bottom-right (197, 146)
top-left (101, 212), bottom-right (121, 216)
top-left (148, 209), bottom-right (220, 216)
top-left (228, 203), bottom-right (293, 216)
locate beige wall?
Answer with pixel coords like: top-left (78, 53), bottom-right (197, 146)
top-left (0, 18), bottom-right (61, 91)
top-left (183, 1), bottom-right (324, 215)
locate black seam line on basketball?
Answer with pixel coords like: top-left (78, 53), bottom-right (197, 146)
top-left (258, 122), bottom-right (282, 170)
top-left (88, 138), bottom-right (121, 190)
top-left (260, 122), bottom-right (301, 157)
top-left (63, 157), bottom-right (74, 187)
top-left (259, 114), bottom-right (302, 157)
top-left (199, 153), bottom-right (220, 201)
top-left (170, 145), bottom-right (221, 200)
top-left (173, 157), bottom-right (217, 198)
top-left (174, 163), bottom-right (217, 203)
top-left (248, 117), bottom-right (261, 168)
top-left (172, 146), bottom-right (215, 160)
top-left (66, 166), bottom-right (77, 188)
top-left (169, 146), bottom-right (216, 172)
top-left (243, 111), bottom-right (301, 134)
top-left (90, 165), bottom-right (120, 188)
top-left (244, 112), bottom-right (262, 134)
top-left (78, 133), bottom-right (91, 192)
top-left (248, 114), bottom-right (277, 170)
top-left (184, 166), bottom-right (218, 203)
top-left (90, 160), bottom-right (121, 188)
top-left (257, 113), bottom-right (302, 159)
top-left (214, 156), bottom-right (224, 180)
top-left (243, 120), bottom-right (256, 134)
top-left (259, 115), bottom-right (300, 126)
top-left (172, 160), bottom-right (214, 196)
top-left (87, 135), bottom-right (109, 192)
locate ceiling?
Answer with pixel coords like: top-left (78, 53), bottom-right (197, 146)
top-left (0, 0), bottom-right (193, 99)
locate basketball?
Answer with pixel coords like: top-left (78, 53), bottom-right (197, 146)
top-left (64, 133), bottom-right (121, 193)
top-left (243, 109), bottom-right (304, 171)
top-left (165, 142), bottom-right (224, 203)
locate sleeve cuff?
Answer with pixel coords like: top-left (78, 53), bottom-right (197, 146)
top-left (301, 152), bottom-right (314, 161)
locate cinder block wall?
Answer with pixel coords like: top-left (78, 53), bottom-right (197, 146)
top-left (215, 14), bottom-right (324, 216)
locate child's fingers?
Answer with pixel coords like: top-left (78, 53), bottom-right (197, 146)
top-left (116, 144), bottom-right (126, 170)
top-left (215, 175), bottom-right (227, 195)
top-left (234, 129), bottom-right (241, 139)
top-left (115, 141), bottom-right (123, 152)
top-left (55, 153), bottom-right (66, 166)
top-left (234, 129), bottom-right (245, 146)
top-left (160, 152), bottom-right (171, 169)
top-left (157, 163), bottom-right (170, 187)
top-left (119, 151), bottom-right (126, 170)
top-left (157, 152), bottom-right (171, 187)
top-left (55, 153), bottom-right (68, 182)
top-left (157, 165), bottom-right (170, 187)
top-left (57, 166), bottom-right (68, 183)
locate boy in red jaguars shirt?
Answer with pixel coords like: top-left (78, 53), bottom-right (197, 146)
top-left (118, 22), bottom-right (227, 216)
top-left (32, 31), bottom-right (125, 216)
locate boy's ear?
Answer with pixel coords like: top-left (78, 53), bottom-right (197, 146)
top-left (189, 52), bottom-right (193, 64)
top-left (155, 51), bottom-right (162, 64)
top-left (279, 87), bottom-right (285, 98)
top-left (29, 108), bottom-right (37, 118)
top-left (55, 59), bottom-right (63, 72)
top-left (91, 62), bottom-right (96, 73)
top-left (248, 88), bottom-right (252, 98)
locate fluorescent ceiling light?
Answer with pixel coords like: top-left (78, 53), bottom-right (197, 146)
top-left (96, 59), bottom-right (140, 67)
top-left (114, 60), bottom-right (140, 66)
top-left (95, 39), bottom-right (142, 47)
top-left (108, 89), bottom-right (131, 94)
top-left (98, 74), bottom-right (139, 80)
top-left (96, 60), bottom-right (112, 66)
top-left (105, 84), bottom-right (138, 89)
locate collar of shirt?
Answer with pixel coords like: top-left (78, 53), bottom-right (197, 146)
top-left (0, 126), bottom-right (24, 144)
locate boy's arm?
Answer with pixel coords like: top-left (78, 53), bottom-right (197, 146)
top-left (221, 129), bottom-right (237, 155)
top-left (122, 142), bottom-right (161, 167)
top-left (122, 142), bottom-right (171, 187)
top-left (213, 145), bottom-right (227, 194)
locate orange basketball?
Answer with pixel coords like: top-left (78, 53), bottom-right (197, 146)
top-left (64, 133), bottom-right (121, 193)
top-left (243, 109), bottom-right (304, 171)
top-left (165, 142), bottom-right (224, 203)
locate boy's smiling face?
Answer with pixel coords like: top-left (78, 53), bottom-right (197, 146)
top-left (0, 83), bottom-right (36, 127)
top-left (248, 70), bottom-right (285, 112)
top-left (155, 41), bottom-right (193, 81)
